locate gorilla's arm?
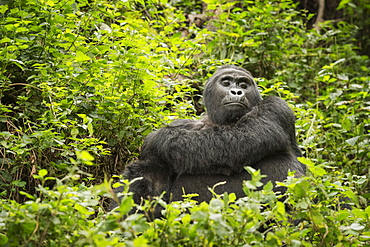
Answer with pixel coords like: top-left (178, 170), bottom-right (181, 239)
top-left (142, 96), bottom-right (297, 176)
top-left (168, 119), bottom-right (206, 130)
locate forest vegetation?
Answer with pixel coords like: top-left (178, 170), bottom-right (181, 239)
top-left (0, 0), bottom-right (369, 246)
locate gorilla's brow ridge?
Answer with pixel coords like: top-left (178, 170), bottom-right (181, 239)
top-left (220, 75), bottom-right (234, 81)
top-left (220, 75), bottom-right (252, 83)
top-left (212, 68), bottom-right (252, 80)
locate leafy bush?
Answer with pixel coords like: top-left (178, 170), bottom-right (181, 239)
top-left (200, 0), bottom-right (370, 183)
top-left (0, 0), bottom-right (369, 245)
top-left (0, 0), bottom-right (201, 201)
top-left (1, 161), bottom-right (369, 246)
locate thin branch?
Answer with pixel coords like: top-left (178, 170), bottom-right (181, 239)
top-left (314, 0), bottom-right (325, 31)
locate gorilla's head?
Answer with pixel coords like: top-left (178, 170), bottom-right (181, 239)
top-left (204, 65), bottom-right (262, 125)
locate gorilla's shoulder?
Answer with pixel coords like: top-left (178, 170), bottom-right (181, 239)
top-left (263, 96), bottom-right (287, 104)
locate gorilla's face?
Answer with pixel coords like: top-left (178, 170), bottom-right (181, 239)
top-left (204, 65), bottom-right (262, 125)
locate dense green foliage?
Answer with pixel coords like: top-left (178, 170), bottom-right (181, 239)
top-left (0, 0), bottom-right (369, 245)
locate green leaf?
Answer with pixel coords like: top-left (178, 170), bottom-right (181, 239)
top-left (350, 223), bottom-right (365, 231)
top-left (296, 198), bottom-right (309, 209)
top-left (337, 0), bottom-right (351, 10)
top-left (308, 165), bottom-right (327, 177)
top-left (75, 203), bottom-right (94, 215)
top-left (293, 180), bottom-right (310, 198)
top-left (182, 214), bottom-right (192, 225)
top-left (133, 236), bottom-right (148, 247)
top-left (39, 169), bottom-right (48, 177)
top-left (336, 210), bottom-right (351, 221)
top-left (119, 197), bottom-right (133, 215)
top-left (346, 136), bottom-right (360, 146)
top-left (300, 158), bottom-right (327, 177)
top-left (75, 51), bottom-right (91, 62)
top-left (16, 27), bottom-right (29, 32)
top-left (311, 210), bottom-right (325, 227)
top-left (87, 122), bottom-right (94, 136)
top-left (0, 234), bottom-right (8, 245)
top-left (12, 180), bottom-right (26, 187)
top-left (263, 181), bottom-right (273, 191)
top-left (23, 222), bottom-right (37, 234)
top-left (0, 5), bottom-right (8, 14)
top-left (76, 150), bottom-right (94, 162)
top-left (342, 118), bottom-right (352, 131)
top-left (227, 193), bottom-right (236, 203)
top-left (360, 232), bottom-right (370, 240)
top-left (19, 191), bottom-right (36, 200)
top-left (71, 128), bottom-right (79, 138)
top-left (0, 37), bottom-right (11, 43)
top-left (297, 157), bottom-right (314, 166)
top-left (275, 201), bottom-right (286, 216)
top-left (209, 199), bottom-right (223, 211)
top-left (112, 182), bottom-right (125, 189)
top-left (365, 205), bottom-right (370, 216)
top-left (192, 210), bottom-right (208, 221)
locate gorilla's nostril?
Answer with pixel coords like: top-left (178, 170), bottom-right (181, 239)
top-left (230, 89), bottom-right (243, 96)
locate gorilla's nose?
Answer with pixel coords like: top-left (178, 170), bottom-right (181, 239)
top-left (229, 88), bottom-right (244, 96)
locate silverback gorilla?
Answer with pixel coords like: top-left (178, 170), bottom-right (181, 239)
top-left (111, 65), bottom-right (305, 213)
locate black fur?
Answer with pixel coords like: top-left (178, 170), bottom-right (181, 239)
top-left (110, 65), bottom-right (305, 212)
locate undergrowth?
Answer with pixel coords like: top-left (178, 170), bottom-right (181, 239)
top-left (0, 0), bottom-right (369, 245)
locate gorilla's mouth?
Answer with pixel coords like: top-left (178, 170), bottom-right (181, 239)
top-left (224, 102), bottom-right (248, 108)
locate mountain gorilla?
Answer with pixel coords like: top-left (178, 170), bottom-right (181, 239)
top-left (110, 65), bottom-right (305, 212)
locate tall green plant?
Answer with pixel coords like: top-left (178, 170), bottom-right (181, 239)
top-left (0, 0), bottom-right (202, 201)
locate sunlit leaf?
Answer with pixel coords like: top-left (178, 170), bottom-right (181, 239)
top-left (39, 169), bottom-right (48, 177)
top-left (75, 51), bottom-right (91, 62)
top-left (346, 136), bottom-right (360, 146)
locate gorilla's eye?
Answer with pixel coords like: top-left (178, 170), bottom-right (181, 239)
top-left (221, 80), bottom-right (231, 87)
top-left (239, 82), bottom-right (248, 89)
